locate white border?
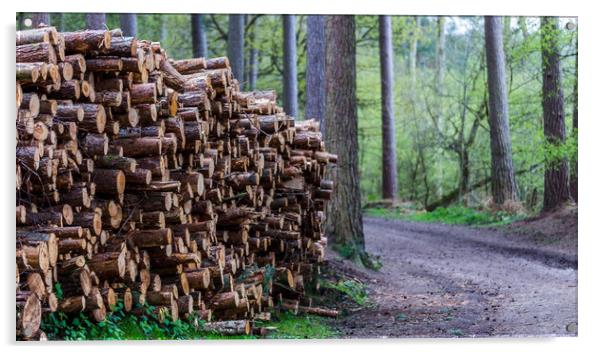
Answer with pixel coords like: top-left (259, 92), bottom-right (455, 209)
top-left (3, 1), bottom-right (600, 353)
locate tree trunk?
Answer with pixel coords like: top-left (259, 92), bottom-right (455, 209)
top-left (434, 16), bottom-right (446, 199)
top-left (519, 17), bottom-right (529, 39)
top-left (503, 16), bottom-right (512, 55)
top-left (426, 165), bottom-right (537, 211)
top-left (31, 13), bottom-right (50, 28)
top-left (227, 15), bottom-right (245, 89)
top-left (246, 16), bottom-right (258, 90)
top-left (249, 47), bottom-right (258, 91)
top-left (191, 14), bottom-right (208, 58)
top-left (120, 14), bottom-right (137, 37)
top-left (458, 149), bottom-right (470, 205)
top-left (570, 36), bottom-right (578, 202)
top-left (159, 15), bottom-right (168, 45)
top-left (17, 12), bottom-right (24, 31)
top-left (541, 17), bottom-right (570, 211)
top-left (324, 15), bottom-right (365, 259)
top-left (86, 14), bottom-right (106, 30)
top-left (484, 16), bottom-right (519, 205)
top-left (409, 16), bottom-right (419, 91)
top-left (57, 13), bottom-right (65, 32)
top-left (243, 15), bottom-right (250, 86)
top-left (378, 16), bottom-right (397, 201)
top-left (282, 15), bottom-right (298, 118)
top-left (305, 15), bottom-right (326, 128)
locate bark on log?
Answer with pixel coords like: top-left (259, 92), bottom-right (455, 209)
top-left (202, 320), bottom-right (250, 335)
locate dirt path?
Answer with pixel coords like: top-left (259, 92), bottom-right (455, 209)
top-left (331, 217), bottom-right (577, 338)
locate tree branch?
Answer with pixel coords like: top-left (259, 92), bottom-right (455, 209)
top-left (209, 14), bottom-right (227, 41)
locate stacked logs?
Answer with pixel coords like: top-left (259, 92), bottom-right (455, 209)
top-left (16, 26), bottom-right (337, 340)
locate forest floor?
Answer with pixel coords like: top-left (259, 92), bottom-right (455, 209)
top-left (327, 208), bottom-right (577, 338)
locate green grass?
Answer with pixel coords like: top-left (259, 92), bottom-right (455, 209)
top-left (41, 303), bottom-right (220, 340)
top-left (39, 300), bottom-right (337, 340)
top-left (262, 311), bottom-right (337, 339)
top-left (320, 279), bottom-right (370, 307)
top-left (365, 206), bottom-right (526, 226)
top-left (364, 207), bottom-right (407, 220)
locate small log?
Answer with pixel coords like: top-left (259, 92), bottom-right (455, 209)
top-left (202, 320), bottom-right (250, 336)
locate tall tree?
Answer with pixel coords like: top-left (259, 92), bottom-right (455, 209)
top-left (227, 15), bottom-right (245, 87)
top-left (86, 13), bottom-right (106, 30)
top-left (248, 45), bottom-right (258, 90)
top-left (407, 16), bottom-right (429, 205)
top-left (57, 13), bottom-right (65, 31)
top-left (324, 15), bottom-right (366, 262)
top-left (159, 15), bottom-right (168, 44)
top-left (120, 13), bottom-right (137, 37)
top-left (519, 17), bottom-right (529, 39)
top-left (305, 15), bottom-right (326, 126)
top-left (434, 16), bottom-right (446, 199)
top-left (408, 16), bottom-right (419, 92)
top-left (282, 15), bottom-right (298, 118)
top-left (503, 16), bottom-right (512, 54)
top-left (570, 35), bottom-right (578, 202)
top-left (191, 14), bottom-right (208, 58)
top-left (378, 15), bottom-right (397, 200)
top-left (31, 13), bottom-right (50, 27)
top-left (17, 12), bottom-right (24, 30)
top-left (243, 15), bottom-right (250, 86)
top-left (541, 17), bottom-right (570, 211)
top-left (243, 16), bottom-right (260, 89)
top-left (484, 16), bottom-right (519, 205)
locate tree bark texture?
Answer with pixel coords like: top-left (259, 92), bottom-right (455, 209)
top-left (409, 16), bottom-right (419, 92)
top-left (435, 16), bottom-right (446, 199)
top-left (570, 36), bottom-right (578, 202)
top-left (120, 14), bottom-right (137, 37)
top-left (378, 16), bottom-right (397, 201)
top-left (282, 15), bottom-right (298, 118)
top-left (86, 14), bottom-right (106, 30)
top-left (305, 15), bottom-right (326, 129)
top-left (541, 17), bottom-right (570, 211)
top-left (227, 15), bottom-right (245, 90)
top-left (246, 16), bottom-right (258, 91)
top-left (324, 15), bottom-right (365, 253)
top-left (191, 14), bottom-right (208, 58)
top-left (159, 15), bottom-right (168, 44)
top-left (484, 16), bottom-right (519, 205)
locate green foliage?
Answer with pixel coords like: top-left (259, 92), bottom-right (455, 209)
top-left (331, 243), bottom-right (356, 259)
top-left (541, 133), bottom-right (578, 168)
top-left (410, 206), bottom-right (525, 226)
top-left (53, 282), bottom-right (63, 300)
top-left (264, 312), bottom-right (337, 339)
top-left (364, 207), bottom-right (407, 219)
top-left (320, 279), bottom-right (369, 306)
top-left (40, 302), bottom-right (220, 340)
top-left (39, 299), bottom-right (338, 340)
top-left (365, 206), bottom-right (526, 226)
top-left (15, 13), bottom-right (578, 210)
top-left (262, 264), bottom-right (276, 293)
top-left (356, 16), bottom-right (577, 210)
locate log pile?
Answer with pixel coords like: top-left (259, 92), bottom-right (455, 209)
top-left (16, 26), bottom-right (337, 340)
